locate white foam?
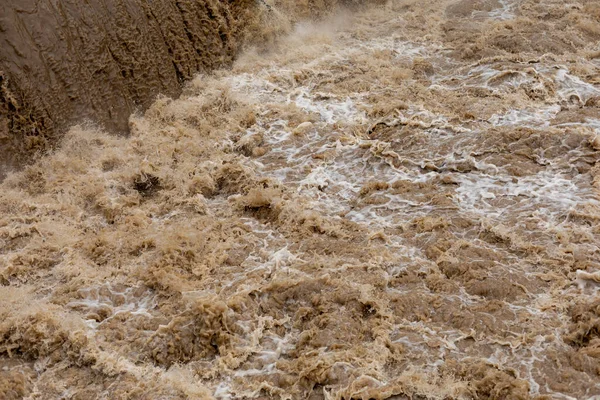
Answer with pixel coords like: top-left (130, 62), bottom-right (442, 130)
top-left (554, 68), bottom-right (600, 104)
top-left (67, 284), bottom-right (156, 329)
top-left (488, 105), bottom-right (561, 127)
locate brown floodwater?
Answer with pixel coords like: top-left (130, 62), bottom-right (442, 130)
top-left (1, 0), bottom-right (600, 398)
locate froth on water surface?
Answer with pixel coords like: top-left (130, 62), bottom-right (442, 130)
top-left (2, 0), bottom-right (600, 399)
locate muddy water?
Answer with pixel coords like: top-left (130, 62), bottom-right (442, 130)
top-left (1, 0), bottom-right (600, 399)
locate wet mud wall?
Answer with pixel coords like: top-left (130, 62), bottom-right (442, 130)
top-left (0, 0), bottom-right (258, 176)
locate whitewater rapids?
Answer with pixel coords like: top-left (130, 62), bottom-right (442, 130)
top-left (1, 0), bottom-right (600, 399)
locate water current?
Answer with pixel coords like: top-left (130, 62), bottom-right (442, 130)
top-left (1, 0), bottom-right (600, 398)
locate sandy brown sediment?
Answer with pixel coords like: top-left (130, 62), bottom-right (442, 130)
top-left (1, 0), bottom-right (600, 398)
top-left (0, 0), bottom-right (254, 178)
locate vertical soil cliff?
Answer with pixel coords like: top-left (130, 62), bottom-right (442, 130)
top-left (0, 0), bottom-right (257, 177)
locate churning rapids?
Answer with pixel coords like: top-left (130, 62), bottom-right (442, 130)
top-left (2, 0), bottom-right (600, 399)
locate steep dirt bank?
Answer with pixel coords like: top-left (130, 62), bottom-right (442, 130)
top-left (0, 0), bottom-right (259, 177)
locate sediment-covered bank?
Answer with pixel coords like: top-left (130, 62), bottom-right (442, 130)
top-left (0, 0), bottom-right (271, 177)
top-left (1, 0), bottom-right (600, 399)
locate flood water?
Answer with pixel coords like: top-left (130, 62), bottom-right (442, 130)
top-left (1, 0), bottom-right (600, 398)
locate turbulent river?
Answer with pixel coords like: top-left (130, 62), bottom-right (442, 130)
top-left (2, 0), bottom-right (600, 399)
